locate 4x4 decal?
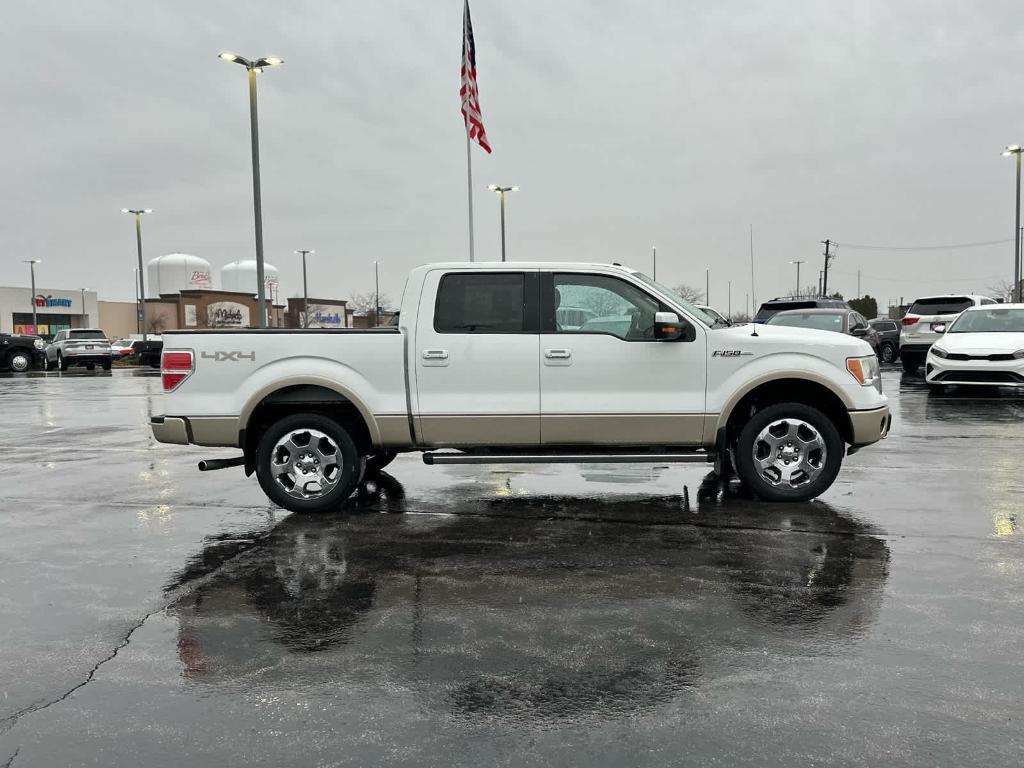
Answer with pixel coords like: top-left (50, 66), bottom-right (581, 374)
top-left (200, 351), bottom-right (256, 362)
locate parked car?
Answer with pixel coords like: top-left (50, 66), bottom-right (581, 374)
top-left (899, 294), bottom-right (997, 374)
top-left (44, 328), bottom-right (113, 371)
top-left (754, 296), bottom-right (849, 323)
top-left (0, 333), bottom-right (46, 373)
top-left (869, 318), bottom-right (900, 364)
top-left (110, 338), bottom-right (138, 358)
top-left (151, 262), bottom-right (890, 511)
top-left (765, 308), bottom-right (881, 355)
top-left (925, 304), bottom-right (1024, 392)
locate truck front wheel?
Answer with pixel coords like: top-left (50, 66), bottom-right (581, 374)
top-left (255, 414), bottom-right (362, 513)
top-left (733, 402), bottom-right (843, 503)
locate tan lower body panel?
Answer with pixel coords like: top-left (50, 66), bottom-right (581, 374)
top-left (541, 414), bottom-right (704, 445)
top-left (418, 415), bottom-right (539, 446)
top-left (375, 415), bottom-right (413, 447)
top-left (188, 416), bottom-right (240, 447)
top-left (848, 405), bottom-right (891, 446)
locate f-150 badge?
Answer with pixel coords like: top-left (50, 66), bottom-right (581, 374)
top-left (200, 351), bottom-right (256, 362)
top-left (712, 350), bottom-right (753, 357)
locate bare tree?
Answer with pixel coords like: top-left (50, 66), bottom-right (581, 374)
top-left (348, 291), bottom-right (392, 315)
top-left (987, 279), bottom-right (1016, 302)
top-left (671, 284), bottom-right (705, 303)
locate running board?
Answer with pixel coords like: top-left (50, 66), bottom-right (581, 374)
top-left (422, 451), bottom-right (710, 466)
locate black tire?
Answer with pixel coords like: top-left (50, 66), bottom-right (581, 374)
top-left (901, 357), bottom-right (918, 374)
top-left (101, 359), bottom-right (112, 371)
top-left (255, 413), bottom-right (362, 513)
top-left (85, 363), bottom-right (95, 371)
top-left (7, 350), bottom-right (32, 373)
top-left (733, 402), bottom-right (843, 503)
top-left (365, 450), bottom-right (398, 474)
top-left (57, 352), bottom-right (68, 372)
top-left (880, 342), bottom-right (897, 364)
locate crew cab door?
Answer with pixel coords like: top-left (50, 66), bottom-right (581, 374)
top-left (413, 269), bottom-right (541, 446)
top-left (539, 271), bottom-right (707, 445)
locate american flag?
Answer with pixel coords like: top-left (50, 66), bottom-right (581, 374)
top-left (460, 0), bottom-right (491, 153)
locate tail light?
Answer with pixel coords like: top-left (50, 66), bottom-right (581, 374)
top-left (901, 315), bottom-right (920, 326)
top-left (162, 350), bottom-right (194, 391)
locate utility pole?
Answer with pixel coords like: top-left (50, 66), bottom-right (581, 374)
top-left (705, 268), bottom-right (710, 305)
top-left (374, 260), bottom-right (380, 328)
top-left (22, 260), bottom-right (40, 332)
top-left (818, 270), bottom-right (823, 296)
top-left (857, 269), bottom-right (861, 298)
top-left (652, 246), bottom-right (657, 281)
top-left (821, 239), bottom-right (832, 296)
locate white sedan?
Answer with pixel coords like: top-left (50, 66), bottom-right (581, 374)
top-left (926, 304), bottom-right (1024, 392)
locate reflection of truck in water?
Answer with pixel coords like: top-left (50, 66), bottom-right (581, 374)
top-left (167, 476), bottom-right (889, 724)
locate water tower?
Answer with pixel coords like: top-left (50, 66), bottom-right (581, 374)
top-left (146, 253), bottom-right (214, 297)
top-left (220, 259), bottom-right (280, 297)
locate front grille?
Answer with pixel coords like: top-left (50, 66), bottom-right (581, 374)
top-left (933, 370), bottom-right (1024, 383)
top-left (946, 353), bottom-right (1017, 362)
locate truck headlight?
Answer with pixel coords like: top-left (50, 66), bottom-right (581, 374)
top-left (846, 355), bottom-right (880, 387)
top-left (33, 338), bottom-right (45, 350)
top-left (930, 346), bottom-right (949, 359)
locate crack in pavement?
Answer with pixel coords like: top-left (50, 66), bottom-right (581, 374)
top-left (2, 748), bottom-right (19, 768)
top-left (0, 527), bottom-right (274, 737)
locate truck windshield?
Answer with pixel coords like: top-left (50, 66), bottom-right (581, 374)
top-left (631, 273), bottom-right (720, 327)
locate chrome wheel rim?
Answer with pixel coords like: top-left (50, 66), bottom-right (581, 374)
top-left (270, 428), bottom-right (343, 501)
top-left (10, 353), bottom-right (30, 372)
top-left (752, 418), bottom-right (827, 489)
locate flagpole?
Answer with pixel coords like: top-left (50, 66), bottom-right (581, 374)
top-left (466, 132), bottom-right (475, 262)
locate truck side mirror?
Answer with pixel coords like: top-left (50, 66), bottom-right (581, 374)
top-left (654, 311), bottom-right (685, 341)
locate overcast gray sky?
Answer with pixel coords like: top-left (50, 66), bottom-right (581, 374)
top-left (2, 0), bottom-right (1022, 311)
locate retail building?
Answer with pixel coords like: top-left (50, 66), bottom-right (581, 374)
top-left (0, 287), bottom-right (98, 337)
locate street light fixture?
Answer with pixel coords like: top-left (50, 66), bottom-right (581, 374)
top-left (219, 51), bottom-right (285, 327)
top-left (789, 260), bottom-right (806, 297)
top-left (488, 184), bottom-right (518, 262)
top-left (1002, 145), bottom-right (1023, 302)
top-left (295, 249), bottom-right (314, 328)
top-left (121, 209), bottom-right (152, 341)
top-left (22, 259), bottom-right (40, 333)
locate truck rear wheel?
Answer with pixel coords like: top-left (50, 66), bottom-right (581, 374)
top-left (255, 414), bottom-right (362, 513)
top-left (734, 402), bottom-right (843, 503)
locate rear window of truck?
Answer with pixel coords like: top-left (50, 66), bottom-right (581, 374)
top-left (435, 273), bottom-right (526, 333)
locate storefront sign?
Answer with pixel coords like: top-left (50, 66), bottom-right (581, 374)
top-left (302, 305), bottom-right (345, 328)
top-left (207, 302), bottom-right (250, 327)
top-left (34, 294), bottom-right (73, 308)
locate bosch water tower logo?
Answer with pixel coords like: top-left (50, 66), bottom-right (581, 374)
top-left (189, 270), bottom-right (212, 287)
top-left (34, 294), bottom-right (72, 308)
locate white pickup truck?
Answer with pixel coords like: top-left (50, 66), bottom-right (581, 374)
top-left (151, 262), bottom-right (890, 512)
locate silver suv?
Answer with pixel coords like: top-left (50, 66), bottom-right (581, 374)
top-left (45, 329), bottom-right (113, 371)
top-left (899, 294), bottom-right (997, 374)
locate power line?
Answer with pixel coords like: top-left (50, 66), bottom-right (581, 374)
top-left (833, 238), bottom-right (1013, 252)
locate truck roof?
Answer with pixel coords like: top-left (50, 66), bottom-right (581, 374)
top-left (409, 261), bottom-right (639, 273)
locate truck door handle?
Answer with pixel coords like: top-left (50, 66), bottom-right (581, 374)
top-left (544, 349), bottom-right (571, 359)
top-left (422, 349), bottom-right (449, 360)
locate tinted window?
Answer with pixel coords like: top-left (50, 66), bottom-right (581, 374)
top-left (69, 330), bottom-right (107, 340)
top-left (949, 308), bottom-right (1024, 333)
top-left (553, 273), bottom-right (666, 340)
top-left (870, 320), bottom-right (897, 332)
top-left (909, 297), bottom-right (972, 315)
top-left (435, 273), bottom-right (526, 333)
top-left (767, 312), bottom-right (845, 332)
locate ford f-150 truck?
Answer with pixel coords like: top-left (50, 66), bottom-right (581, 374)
top-left (151, 262), bottom-right (890, 512)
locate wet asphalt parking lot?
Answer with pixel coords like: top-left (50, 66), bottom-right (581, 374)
top-left (0, 367), bottom-right (1022, 767)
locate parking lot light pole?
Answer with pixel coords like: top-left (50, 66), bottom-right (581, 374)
top-left (22, 259), bottom-right (40, 332)
top-left (488, 185), bottom-right (518, 261)
top-left (121, 209), bottom-right (152, 342)
top-left (1002, 145), bottom-right (1023, 303)
top-left (219, 52), bottom-right (284, 327)
top-left (790, 260), bottom-right (805, 297)
top-left (295, 249), bottom-right (314, 328)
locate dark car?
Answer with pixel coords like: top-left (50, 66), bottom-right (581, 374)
top-left (765, 308), bottom-right (881, 354)
top-left (754, 296), bottom-right (849, 323)
top-left (869, 318), bottom-right (900, 364)
top-left (0, 333), bottom-right (46, 373)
